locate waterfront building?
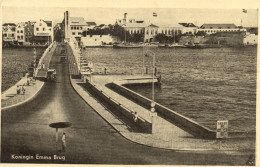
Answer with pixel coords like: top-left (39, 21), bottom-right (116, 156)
top-left (63, 11), bottom-right (88, 40)
top-left (15, 22), bottom-right (26, 45)
top-left (69, 17), bottom-right (87, 39)
top-left (34, 19), bottom-right (53, 44)
top-left (179, 23), bottom-right (198, 35)
top-left (199, 24), bottom-right (247, 35)
top-left (116, 13), bottom-right (196, 42)
top-left (81, 35), bottom-right (116, 46)
top-left (116, 13), bottom-right (145, 26)
top-left (24, 21), bottom-right (35, 44)
top-left (243, 32), bottom-right (258, 45)
top-left (2, 23), bottom-right (16, 42)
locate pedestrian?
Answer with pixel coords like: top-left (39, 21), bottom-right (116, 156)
top-left (61, 132), bottom-right (66, 152)
top-left (22, 85), bottom-right (26, 95)
top-left (133, 112), bottom-right (138, 122)
top-left (27, 78), bottom-right (30, 86)
top-left (246, 154), bottom-right (255, 166)
top-left (16, 85), bottom-right (20, 95)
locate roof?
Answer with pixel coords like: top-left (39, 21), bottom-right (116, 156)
top-left (2, 23), bottom-right (16, 26)
top-left (157, 23), bottom-right (184, 28)
top-left (147, 24), bottom-right (159, 28)
top-left (86, 22), bottom-right (97, 26)
top-left (69, 17), bottom-right (87, 26)
top-left (200, 24), bottom-right (237, 29)
top-left (123, 23), bottom-right (147, 28)
top-left (179, 23), bottom-right (197, 27)
top-left (16, 22), bottom-right (26, 27)
top-left (44, 21), bottom-right (52, 27)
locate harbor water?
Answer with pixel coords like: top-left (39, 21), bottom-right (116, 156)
top-left (83, 47), bottom-right (256, 132)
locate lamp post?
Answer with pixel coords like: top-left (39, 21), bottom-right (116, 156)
top-left (146, 50), bottom-right (157, 133)
top-left (33, 48), bottom-right (36, 78)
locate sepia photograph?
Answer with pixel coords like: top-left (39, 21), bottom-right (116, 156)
top-left (0, 0), bottom-right (258, 165)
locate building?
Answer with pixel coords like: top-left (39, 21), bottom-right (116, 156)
top-left (34, 19), bottom-right (53, 44)
top-left (116, 13), bottom-right (195, 42)
top-left (69, 17), bottom-right (87, 39)
top-left (63, 11), bottom-right (88, 40)
top-left (199, 24), bottom-right (246, 35)
top-left (179, 23), bottom-right (198, 35)
top-left (54, 23), bottom-right (65, 42)
top-left (15, 22), bottom-right (26, 44)
top-left (116, 13), bottom-right (145, 26)
top-left (24, 21), bottom-right (35, 44)
top-left (81, 35), bottom-right (116, 47)
top-left (2, 23), bottom-right (16, 42)
top-left (244, 32), bottom-right (258, 45)
top-left (86, 22), bottom-right (97, 30)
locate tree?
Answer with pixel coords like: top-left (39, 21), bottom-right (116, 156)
top-left (155, 33), bottom-right (168, 43)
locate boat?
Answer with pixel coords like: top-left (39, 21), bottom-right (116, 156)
top-left (113, 43), bottom-right (141, 48)
top-left (158, 43), bottom-right (185, 48)
top-left (185, 44), bottom-right (222, 49)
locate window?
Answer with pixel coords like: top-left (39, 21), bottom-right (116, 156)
top-left (228, 27), bottom-right (230, 29)
top-left (21, 30), bottom-right (23, 33)
top-left (12, 34), bottom-right (14, 37)
top-left (80, 27), bottom-right (82, 30)
top-left (43, 28), bottom-right (45, 31)
top-left (168, 30), bottom-right (171, 34)
top-left (49, 28), bottom-right (51, 31)
top-left (155, 30), bottom-right (158, 34)
top-left (77, 27), bottom-right (79, 30)
top-left (17, 35), bottom-right (20, 39)
top-left (151, 30), bottom-right (153, 35)
top-left (71, 26), bottom-right (73, 30)
top-left (72, 32), bottom-right (75, 35)
top-left (21, 35), bottom-right (23, 39)
top-left (165, 29), bottom-right (167, 34)
top-left (78, 32), bottom-right (81, 35)
top-left (3, 34), bottom-right (7, 37)
top-left (137, 30), bottom-right (139, 34)
top-left (146, 30), bottom-right (149, 35)
top-left (210, 27), bottom-right (213, 29)
top-left (36, 28), bottom-right (39, 31)
top-left (17, 30), bottom-right (20, 33)
top-left (219, 27), bottom-right (222, 29)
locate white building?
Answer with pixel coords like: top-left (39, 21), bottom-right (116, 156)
top-left (198, 24), bottom-right (246, 35)
top-left (15, 22), bottom-right (26, 44)
top-left (244, 33), bottom-right (258, 45)
top-left (2, 23), bottom-right (16, 42)
top-left (81, 35), bottom-right (116, 47)
top-left (69, 17), bottom-right (88, 38)
top-left (117, 13), bottom-right (198, 42)
top-left (179, 23), bottom-right (198, 35)
top-left (34, 19), bottom-right (53, 44)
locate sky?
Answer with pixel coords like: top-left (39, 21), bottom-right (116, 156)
top-left (1, 0), bottom-right (259, 27)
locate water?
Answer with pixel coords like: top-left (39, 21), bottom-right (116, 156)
top-left (83, 47), bottom-right (256, 132)
top-left (2, 48), bottom-right (45, 91)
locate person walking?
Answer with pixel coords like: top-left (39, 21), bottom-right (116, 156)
top-left (22, 85), bottom-right (26, 95)
top-left (16, 85), bottom-right (20, 95)
top-left (61, 132), bottom-right (66, 152)
top-left (133, 112), bottom-right (138, 122)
